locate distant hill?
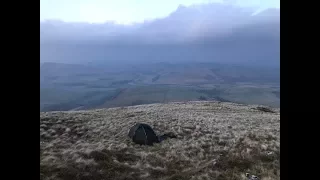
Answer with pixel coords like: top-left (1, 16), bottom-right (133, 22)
top-left (40, 101), bottom-right (280, 180)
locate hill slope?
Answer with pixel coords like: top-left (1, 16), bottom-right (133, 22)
top-left (40, 101), bottom-right (280, 180)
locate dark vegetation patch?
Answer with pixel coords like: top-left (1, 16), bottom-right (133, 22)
top-left (126, 114), bottom-right (136, 118)
top-left (254, 107), bottom-right (275, 113)
top-left (198, 96), bottom-right (207, 101)
top-left (152, 75), bottom-right (161, 82)
top-left (196, 89), bottom-right (230, 102)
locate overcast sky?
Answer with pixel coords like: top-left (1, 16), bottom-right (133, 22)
top-left (40, 0), bottom-right (280, 24)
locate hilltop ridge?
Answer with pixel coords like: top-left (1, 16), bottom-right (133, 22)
top-left (40, 101), bottom-right (280, 180)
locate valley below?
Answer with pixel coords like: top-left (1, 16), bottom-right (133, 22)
top-left (40, 62), bottom-right (280, 112)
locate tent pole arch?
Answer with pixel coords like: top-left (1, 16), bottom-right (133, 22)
top-left (142, 126), bottom-right (148, 145)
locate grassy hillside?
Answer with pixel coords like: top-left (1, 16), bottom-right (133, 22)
top-left (40, 101), bottom-right (280, 180)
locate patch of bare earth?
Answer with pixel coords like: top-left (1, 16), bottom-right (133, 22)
top-left (40, 101), bottom-right (280, 180)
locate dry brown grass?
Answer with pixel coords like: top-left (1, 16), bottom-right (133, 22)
top-left (40, 101), bottom-right (280, 180)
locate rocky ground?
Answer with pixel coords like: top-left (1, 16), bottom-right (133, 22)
top-left (40, 101), bottom-right (280, 180)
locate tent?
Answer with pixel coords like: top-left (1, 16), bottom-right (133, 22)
top-left (128, 123), bottom-right (159, 145)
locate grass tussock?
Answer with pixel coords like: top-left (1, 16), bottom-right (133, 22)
top-left (40, 101), bottom-right (280, 180)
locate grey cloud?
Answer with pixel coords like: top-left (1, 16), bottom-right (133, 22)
top-left (40, 3), bottom-right (279, 67)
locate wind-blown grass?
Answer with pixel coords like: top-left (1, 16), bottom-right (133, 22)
top-left (40, 101), bottom-right (280, 180)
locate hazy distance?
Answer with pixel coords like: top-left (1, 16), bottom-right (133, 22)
top-left (40, 1), bottom-right (280, 112)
